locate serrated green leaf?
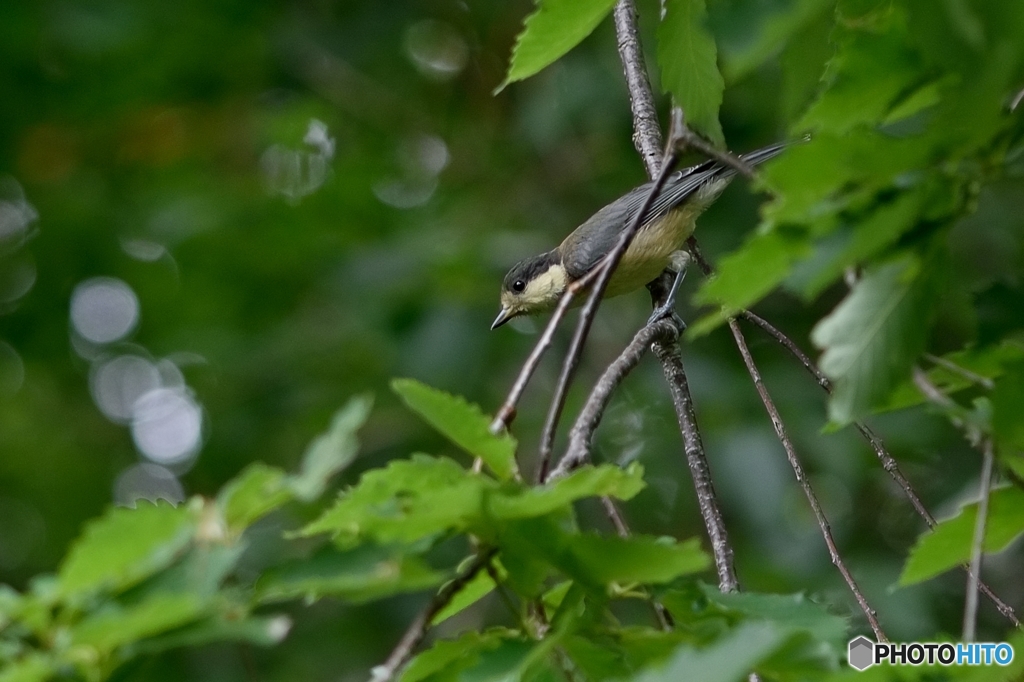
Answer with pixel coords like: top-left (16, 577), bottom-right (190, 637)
top-left (794, 188), bottom-right (927, 299)
top-left (501, 518), bottom-right (709, 589)
top-left (657, 0), bottom-right (725, 148)
top-left (58, 500), bottom-right (199, 599)
top-left (721, 0), bottom-right (833, 83)
top-left (71, 593), bottom-right (206, 654)
top-left (291, 394), bottom-right (372, 501)
top-left (488, 463), bottom-right (645, 519)
top-left (798, 22), bottom-right (921, 134)
top-left (218, 463), bottom-right (291, 531)
top-left (812, 255), bottom-right (938, 425)
top-left (129, 543), bottom-right (245, 598)
top-left (301, 455), bottom-right (493, 546)
top-left (758, 132), bottom-right (932, 227)
top-left (900, 486), bottom-right (1024, 586)
top-left (689, 230), bottom-right (810, 337)
top-left (568, 535), bottom-right (709, 586)
top-left (392, 379), bottom-right (517, 480)
top-left (700, 586), bottom-right (848, 650)
top-left (631, 622), bottom-right (790, 682)
top-left (257, 545), bottom-right (445, 604)
top-left (499, 0), bottom-right (619, 90)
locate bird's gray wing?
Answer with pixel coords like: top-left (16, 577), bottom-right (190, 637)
top-left (559, 142), bottom-right (790, 278)
top-left (621, 141), bottom-right (790, 221)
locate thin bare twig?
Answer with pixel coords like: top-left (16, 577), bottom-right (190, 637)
top-left (728, 319), bottom-right (887, 640)
top-left (371, 548), bottom-right (498, 682)
top-left (1011, 87), bottom-right (1024, 112)
top-left (924, 353), bottom-right (995, 390)
top-left (964, 440), bottom-right (995, 642)
top-left (738, 298), bottom-right (1020, 627)
top-left (913, 366), bottom-right (983, 446)
top-left (551, 319), bottom-right (679, 478)
top-left (536, 142), bottom-right (682, 483)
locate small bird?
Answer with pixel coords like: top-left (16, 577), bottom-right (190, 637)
top-left (491, 142), bottom-right (788, 330)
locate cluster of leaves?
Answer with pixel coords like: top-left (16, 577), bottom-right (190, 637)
top-left (0, 385), bottom-right (859, 681)
top-left (694, 0), bottom-right (1024, 447)
top-left (5, 380), bottom-right (1024, 681)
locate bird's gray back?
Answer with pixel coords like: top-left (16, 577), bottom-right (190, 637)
top-left (558, 142), bottom-right (787, 278)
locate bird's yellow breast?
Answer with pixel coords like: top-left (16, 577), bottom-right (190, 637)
top-left (603, 206), bottom-right (698, 298)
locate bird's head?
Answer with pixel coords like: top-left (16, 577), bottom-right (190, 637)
top-left (491, 251), bottom-right (568, 329)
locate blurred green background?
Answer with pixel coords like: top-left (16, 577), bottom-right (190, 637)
top-left (0, 0), bottom-right (1020, 679)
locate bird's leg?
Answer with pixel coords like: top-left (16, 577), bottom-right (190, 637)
top-left (646, 250), bottom-right (690, 329)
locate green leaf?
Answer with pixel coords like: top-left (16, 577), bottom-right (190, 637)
top-left (900, 486), bottom-right (1024, 586)
top-left (700, 586), bottom-right (848, 650)
top-left (392, 379), bottom-right (517, 481)
top-left (501, 518), bottom-right (709, 589)
top-left (217, 463), bottom-right (291, 531)
top-left (567, 535), bottom-right (709, 586)
top-left (71, 593), bottom-right (206, 654)
top-left (488, 463), bottom-right (645, 519)
top-left (301, 455), bottom-right (493, 546)
top-left (793, 188), bottom-right (928, 299)
top-left (689, 230), bottom-right (810, 337)
top-left (430, 564), bottom-right (499, 627)
top-left (400, 629), bottom-right (528, 682)
top-left (257, 545), bottom-right (445, 604)
top-left (798, 22), bottom-right (921, 134)
top-left (58, 500), bottom-right (199, 599)
top-left (720, 0), bottom-right (833, 83)
top-left (130, 543), bottom-right (245, 598)
top-left (812, 255), bottom-right (938, 425)
top-left (291, 394), bottom-right (372, 501)
top-left (630, 622), bottom-right (791, 682)
top-left (499, 0), bottom-right (619, 90)
top-left (657, 0), bottom-right (725, 148)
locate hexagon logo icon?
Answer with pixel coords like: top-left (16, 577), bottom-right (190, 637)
top-left (848, 636), bottom-right (875, 671)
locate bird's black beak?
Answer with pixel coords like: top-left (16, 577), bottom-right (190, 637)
top-left (491, 307), bottom-right (513, 330)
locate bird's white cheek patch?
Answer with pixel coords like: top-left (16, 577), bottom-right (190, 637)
top-left (522, 265), bottom-right (569, 309)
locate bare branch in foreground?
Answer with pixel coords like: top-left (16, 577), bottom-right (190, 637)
top-left (728, 319), bottom-right (887, 641)
top-left (371, 548), bottom-right (498, 682)
top-left (551, 319), bottom-right (679, 479)
top-left (964, 440), bottom-right (995, 642)
top-left (536, 144), bottom-right (682, 482)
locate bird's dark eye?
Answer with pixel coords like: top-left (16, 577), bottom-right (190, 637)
top-left (512, 279), bottom-right (526, 293)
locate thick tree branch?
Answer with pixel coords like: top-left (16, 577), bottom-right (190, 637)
top-left (653, 337), bottom-right (739, 592)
